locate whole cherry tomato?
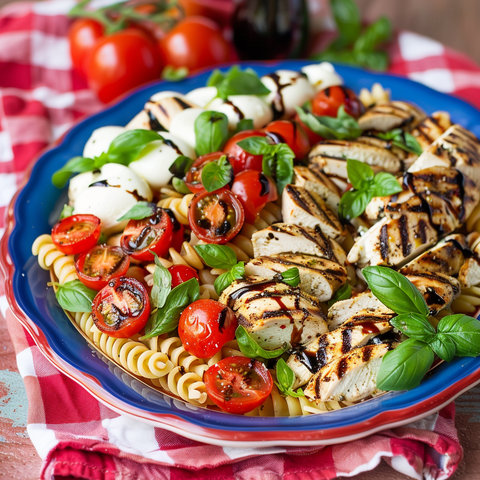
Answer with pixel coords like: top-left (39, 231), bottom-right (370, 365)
top-left (86, 29), bottom-right (162, 103)
top-left (293, 111), bottom-right (323, 145)
top-left (168, 265), bottom-right (199, 288)
top-left (204, 357), bottom-right (273, 414)
top-left (231, 170), bottom-right (278, 224)
top-left (51, 214), bottom-right (101, 255)
top-left (158, 17), bottom-right (231, 73)
top-left (68, 19), bottom-right (104, 75)
top-left (311, 86), bottom-right (365, 118)
top-left (263, 120), bottom-right (310, 160)
top-left (178, 299), bottom-right (237, 358)
top-left (185, 152), bottom-right (233, 193)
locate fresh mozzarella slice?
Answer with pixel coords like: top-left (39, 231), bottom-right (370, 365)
top-left (185, 86), bottom-right (218, 107)
top-left (208, 95), bottom-right (273, 130)
top-left (261, 70), bottom-right (314, 119)
top-left (149, 91), bottom-right (187, 102)
top-left (300, 62), bottom-right (343, 92)
top-left (72, 164), bottom-right (152, 235)
top-left (83, 126), bottom-right (126, 159)
top-left (68, 171), bottom-right (96, 204)
top-left (169, 107), bottom-right (205, 149)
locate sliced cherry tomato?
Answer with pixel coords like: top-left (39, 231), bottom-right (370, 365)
top-left (158, 17), bottom-right (231, 73)
top-left (311, 85), bottom-right (365, 118)
top-left (179, 299), bottom-right (237, 358)
top-left (231, 171), bottom-right (278, 224)
top-left (293, 111), bottom-right (324, 145)
top-left (51, 214), bottom-right (101, 255)
top-left (92, 277), bottom-right (150, 338)
top-left (120, 207), bottom-right (173, 262)
top-left (68, 19), bottom-right (104, 76)
top-left (189, 188), bottom-right (245, 244)
top-left (75, 245), bottom-right (130, 291)
top-left (168, 265), bottom-right (200, 289)
top-left (224, 130), bottom-right (274, 175)
top-left (263, 120), bottom-right (310, 160)
top-left (204, 357), bottom-right (273, 414)
top-left (185, 152), bottom-right (233, 193)
top-left (86, 29), bottom-right (162, 104)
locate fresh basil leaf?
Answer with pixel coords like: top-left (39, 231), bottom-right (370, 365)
top-left (237, 136), bottom-right (275, 156)
top-left (346, 158), bottom-right (374, 190)
top-left (390, 312), bottom-right (435, 342)
top-left (399, 132), bottom-right (423, 156)
top-left (363, 266), bottom-right (429, 316)
top-left (150, 252), bottom-right (172, 310)
top-left (59, 204), bottom-right (74, 220)
top-left (377, 338), bottom-right (434, 391)
top-left (116, 201), bottom-right (156, 222)
top-left (353, 50), bottom-right (389, 71)
top-left (328, 283), bottom-right (352, 307)
top-left (162, 65), bottom-right (188, 82)
top-left (281, 268), bottom-right (300, 287)
top-left (52, 156), bottom-right (95, 189)
top-left (194, 244), bottom-right (237, 270)
top-left (371, 172), bottom-right (403, 197)
top-left (214, 262), bottom-right (245, 295)
top-left (330, 0), bottom-right (361, 48)
top-left (207, 69), bottom-right (225, 87)
top-left (201, 155), bottom-right (234, 192)
top-left (194, 111), bottom-right (229, 156)
top-left (142, 278), bottom-right (200, 339)
top-left (212, 66), bottom-right (270, 100)
top-left (437, 314), bottom-right (480, 357)
top-left (353, 16), bottom-right (392, 52)
top-left (338, 189), bottom-right (372, 221)
top-left (235, 325), bottom-right (290, 359)
top-left (55, 279), bottom-right (96, 313)
top-left (262, 143), bottom-right (294, 195)
top-left (377, 130), bottom-right (423, 156)
top-left (169, 155), bottom-right (194, 177)
top-left (234, 118), bottom-right (254, 133)
top-left (429, 334), bottom-right (456, 362)
top-left (274, 358), bottom-right (304, 397)
top-left (172, 177), bottom-right (191, 194)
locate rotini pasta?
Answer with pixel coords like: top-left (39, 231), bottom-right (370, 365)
top-left (466, 202), bottom-right (480, 233)
top-left (359, 82), bottom-right (390, 107)
top-left (157, 193), bottom-right (194, 225)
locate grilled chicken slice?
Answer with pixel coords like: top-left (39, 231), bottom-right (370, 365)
top-left (282, 185), bottom-right (345, 240)
top-left (458, 235), bottom-right (480, 288)
top-left (245, 254), bottom-right (347, 302)
top-left (287, 317), bottom-right (393, 388)
top-left (411, 111), bottom-right (452, 150)
top-left (219, 277), bottom-right (328, 350)
top-left (304, 343), bottom-right (395, 403)
top-left (356, 135), bottom-right (417, 167)
top-left (357, 101), bottom-right (426, 132)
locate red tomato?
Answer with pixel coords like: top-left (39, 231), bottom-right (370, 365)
top-left (86, 29), bottom-right (162, 104)
top-left (312, 86), bottom-right (365, 118)
top-left (92, 277), bottom-right (150, 338)
top-left (263, 120), bottom-right (310, 160)
top-left (189, 188), bottom-right (245, 244)
top-left (51, 214), bottom-right (101, 255)
top-left (158, 17), bottom-right (231, 73)
top-left (75, 245), bottom-right (130, 291)
top-left (293, 111), bottom-right (324, 145)
top-left (224, 130), bottom-right (273, 175)
top-left (168, 265), bottom-right (200, 288)
top-left (231, 171), bottom-right (278, 224)
top-left (68, 19), bottom-right (104, 75)
top-left (120, 207), bottom-right (173, 262)
top-left (185, 152), bottom-right (233, 193)
top-left (179, 299), bottom-right (237, 358)
top-left (204, 357), bottom-right (273, 414)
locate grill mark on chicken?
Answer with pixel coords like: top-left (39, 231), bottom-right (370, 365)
top-left (337, 358), bottom-right (348, 379)
top-left (172, 97), bottom-right (193, 110)
top-left (362, 346), bottom-right (372, 363)
top-left (399, 215), bottom-right (411, 257)
top-left (417, 219), bottom-right (428, 244)
top-left (341, 328), bottom-right (352, 354)
top-left (380, 224), bottom-right (389, 260)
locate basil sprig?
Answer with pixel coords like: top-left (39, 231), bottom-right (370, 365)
top-left (59, 204), bottom-right (74, 220)
top-left (194, 111), bottom-right (229, 156)
top-left (338, 159), bottom-right (402, 221)
top-left (375, 129), bottom-right (423, 156)
top-left (201, 155), bottom-right (234, 192)
top-left (363, 266), bottom-right (480, 391)
top-left (280, 268), bottom-right (300, 288)
top-left (169, 155), bottom-right (194, 178)
top-left (207, 66), bottom-right (270, 101)
top-left (172, 177), bottom-right (191, 194)
top-left (275, 358), bottom-right (304, 397)
top-left (54, 279), bottom-right (97, 313)
top-left (214, 262), bottom-right (245, 296)
top-left (149, 252), bottom-right (172, 311)
top-left (328, 283), bottom-right (352, 307)
top-left (295, 105), bottom-right (362, 140)
top-left (236, 325), bottom-right (290, 359)
top-left (116, 201), bottom-right (157, 222)
top-left (234, 119), bottom-right (254, 133)
top-left (237, 136), bottom-right (294, 194)
top-left (52, 130), bottom-right (164, 188)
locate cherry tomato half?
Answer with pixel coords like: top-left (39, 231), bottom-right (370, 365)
top-left (92, 277), bottom-right (150, 338)
top-left (51, 214), bottom-right (101, 255)
top-left (263, 120), bottom-right (310, 160)
top-left (189, 188), bottom-right (245, 244)
top-left (120, 207), bottom-right (173, 262)
top-left (185, 152), bottom-right (233, 193)
top-left (68, 19), bottom-right (104, 76)
top-left (204, 357), bottom-right (273, 414)
top-left (168, 265), bottom-right (200, 289)
top-left (75, 245), bottom-right (130, 291)
top-left (231, 170), bottom-right (278, 224)
top-left (179, 299), bottom-right (237, 358)
top-left (311, 86), bottom-right (365, 119)
top-left (158, 17), bottom-right (231, 73)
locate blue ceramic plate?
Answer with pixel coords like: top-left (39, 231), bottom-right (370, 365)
top-left (4, 60), bottom-right (480, 446)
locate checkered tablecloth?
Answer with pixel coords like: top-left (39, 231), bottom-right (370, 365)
top-left (1, 1), bottom-right (480, 479)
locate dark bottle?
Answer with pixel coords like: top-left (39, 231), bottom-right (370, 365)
top-left (232, 0), bottom-right (309, 60)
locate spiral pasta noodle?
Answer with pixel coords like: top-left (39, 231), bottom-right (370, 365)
top-left (466, 202), bottom-right (480, 234)
top-left (157, 193), bottom-right (194, 225)
top-left (359, 83), bottom-right (390, 107)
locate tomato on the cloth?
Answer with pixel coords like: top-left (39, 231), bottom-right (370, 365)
top-left (69, 19), bottom-right (104, 75)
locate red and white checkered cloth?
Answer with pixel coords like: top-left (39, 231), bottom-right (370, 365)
top-left (2, 1), bottom-right (480, 479)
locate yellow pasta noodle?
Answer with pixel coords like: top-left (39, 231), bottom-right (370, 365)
top-left (157, 193), bottom-right (194, 225)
